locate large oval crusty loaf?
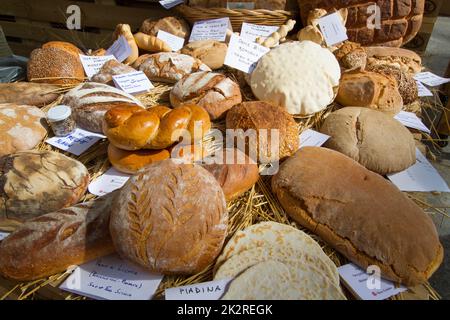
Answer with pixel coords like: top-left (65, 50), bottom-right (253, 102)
top-left (0, 194), bottom-right (115, 281)
top-left (110, 159), bottom-right (228, 275)
top-left (0, 83), bottom-right (60, 107)
top-left (271, 147), bottom-right (443, 286)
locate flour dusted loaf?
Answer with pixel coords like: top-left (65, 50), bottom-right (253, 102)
top-left (0, 83), bottom-right (60, 107)
top-left (250, 41), bottom-right (341, 116)
top-left (320, 107), bottom-right (416, 175)
top-left (0, 194), bottom-right (115, 281)
top-left (0, 104), bottom-right (47, 157)
top-left (91, 59), bottom-right (136, 85)
top-left (272, 147), bottom-right (443, 286)
top-left (0, 151), bottom-right (89, 231)
top-left (110, 159), bottom-right (228, 274)
top-left (140, 16), bottom-right (190, 40)
top-left (62, 82), bottom-right (144, 133)
top-left (181, 40), bottom-right (227, 70)
top-left (171, 71), bottom-right (242, 120)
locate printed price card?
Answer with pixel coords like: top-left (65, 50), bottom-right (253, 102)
top-left (105, 36), bottom-right (132, 63)
top-left (46, 128), bottom-right (105, 156)
top-left (157, 30), bottom-right (185, 51)
top-left (317, 12), bottom-right (348, 47)
top-left (0, 232), bottom-right (9, 241)
top-left (112, 71), bottom-right (154, 95)
top-left (240, 22), bottom-right (279, 43)
top-left (414, 71), bottom-right (450, 87)
top-left (79, 54), bottom-right (116, 78)
top-left (159, 0), bottom-right (184, 9)
top-left (60, 255), bottom-right (163, 300)
top-left (394, 111), bottom-right (431, 134)
top-left (416, 80), bottom-right (433, 97)
top-left (189, 17), bottom-right (231, 42)
top-left (299, 129), bottom-right (330, 148)
top-left (224, 34), bottom-right (270, 74)
top-left (339, 263), bottom-right (407, 300)
top-left (165, 279), bottom-right (232, 300)
top-left (88, 167), bottom-right (131, 196)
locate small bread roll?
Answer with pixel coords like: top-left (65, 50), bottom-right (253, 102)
top-left (108, 144), bottom-right (170, 174)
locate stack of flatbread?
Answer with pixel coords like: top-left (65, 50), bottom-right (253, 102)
top-left (214, 222), bottom-right (346, 300)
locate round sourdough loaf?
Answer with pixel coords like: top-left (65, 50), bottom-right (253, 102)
top-left (320, 107), bottom-right (416, 175)
top-left (109, 159), bottom-right (228, 274)
top-left (181, 40), bottom-right (227, 70)
top-left (140, 16), bottom-right (190, 40)
top-left (0, 151), bottom-right (89, 231)
top-left (0, 83), bottom-right (60, 107)
top-left (0, 104), bottom-right (47, 157)
top-left (271, 147), bottom-right (444, 286)
top-left (91, 60), bottom-right (136, 85)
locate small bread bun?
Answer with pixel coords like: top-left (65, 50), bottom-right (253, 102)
top-left (108, 144), bottom-right (170, 174)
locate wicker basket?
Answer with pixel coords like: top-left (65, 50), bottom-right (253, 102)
top-left (175, 4), bottom-right (296, 30)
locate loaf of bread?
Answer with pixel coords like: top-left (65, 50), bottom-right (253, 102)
top-left (91, 59), bottom-right (136, 85)
top-left (0, 151), bottom-right (89, 231)
top-left (226, 101), bottom-right (299, 163)
top-left (336, 70), bottom-right (403, 115)
top-left (42, 41), bottom-right (82, 57)
top-left (140, 16), bottom-right (190, 40)
top-left (333, 42), bottom-right (367, 70)
top-left (272, 147), bottom-right (443, 286)
top-left (108, 144), bottom-right (170, 174)
top-left (110, 159), bottom-right (228, 274)
top-left (202, 148), bottom-right (259, 201)
top-left (320, 107), bottom-right (416, 175)
top-left (365, 46), bottom-right (422, 74)
top-left (0, 104), bottom-right (47, 157)
top-left (0, 194), bottom-right (115, 281)
top-left (0, 83), bottom-right (60, 107)
top-left (180, 40), bottom-right (227, 70)
top-left (133, 52), bottom-right (210, 83)
top-left (103, 104), bottom-right (211, 150)
top-left (62, 82), bottom-right (144, 133)
top-left (134, 32), bottom-right (172, 53)
top-left (170, 71), bottom-right (242, 120)
top-left (113, 24), bottom-right (139, 65)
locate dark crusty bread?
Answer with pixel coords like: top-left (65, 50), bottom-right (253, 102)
top-left (0, 194), bottom-right (115, 281)
top-left (272, 147), bottom-right (443, 286)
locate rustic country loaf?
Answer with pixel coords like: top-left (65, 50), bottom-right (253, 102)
top-left (62, 82), bottom-right (144, 133)
top-left (0, 104), bottom-right (47, 157)
top-left (0, 151), bottom-right (89, 231)
top-left (170, 71), bottom-right (242, 120)
top-left (110, 159), bottom-right (228, 274)
top-left (91, 59), bottom-right (136, 85)
top-left (0, 83), bottom-right (60, 107)
top-left (365, 46), bottom-right (422, 74)
top-left (271, 147), bottom-right (443, 286)
top-left (0, 194), bottom-right (115, 281)
top-left (140, 16), bottom-right (190, 40)
top-left (333, 42), bottom-right (367, 70)
top-left (181, 40), bottom-right (228, 70)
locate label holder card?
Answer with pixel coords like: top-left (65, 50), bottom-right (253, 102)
top-left (317, 12), bottom-right (348, 47)
top-left (414, 71), bottom-right (450, 87)
top-left (157, 30), bottom-right (185, 52)
top-left (0, 232), bottom-right (9, 241)
top-left (240, 22), bottom-right (279, 43)
top-left (112, 71), bottom-right (154, 95)
top-left (165, 279), bottom-right (232, 300)
top-left (189, 17), bottom-right (231, 42)
top-left (224, 34), bottom-right (270, 74)
top-left (79, 54), bottom-right (117, 79)
top-left (88, 167), bottom-right (131, 197)
top-left (105, 36), bottom-right (132, 63)
top-left (159, 0), bottom-right (184, 9)
top-left (394, 110), bottom-right (431, 134)
top-left (299, 129), bottom-right (331, 149)
top-left (46, 128), bottom-right (106, 156)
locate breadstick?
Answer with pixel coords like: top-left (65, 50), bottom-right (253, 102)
top-left (256, 19), bottom-right (296, 48)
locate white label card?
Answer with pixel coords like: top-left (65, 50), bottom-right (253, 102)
top-left (317, 12), bottom-right (348, 47)
top-left (299, 129), bottom-right (330, 148)
top-left (394, 111), bottom-right (430, 134)
top-left (88, 167), bottom-right (131, 196)
top-left (0, 232), bottom-right (9, 241)
top-left (157, 30), bottom-right (185, 52)
top-left (60, 255), bottom-right (163, 300)
top-left (414, 72), bottom-right (450, 87)
top-left (339, 263), bottom-right (407, 300)
top-left (105, 36), bottom-right (132, 63)
top-left (165, 279), bottom-right (232, 300)
top-left (416, 80), bottom-right (433, 97)
top-left (387, 148), bottom-right (450, 192)
top-left (46, 128), bottom-right (105, 156)
top-left (240, 22), bottom-right (279, 43)
top-left (224, 34), bottom-right (270, 74)
top-left (79, 54), bottom-right (117, 79)
top-left (189, 18), bottom-right (231, 42)
top-left (227, 2), bottom-right (255, 9)
top-left (112, 71), bottom-right (154, 95)
top-left (159, 0), bottom-right (184, 9)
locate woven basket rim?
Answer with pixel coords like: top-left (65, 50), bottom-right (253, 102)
top-left (176, 4), bottom-right (297, 17)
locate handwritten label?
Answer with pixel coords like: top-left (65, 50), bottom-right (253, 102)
top-left (60, 255), bottom-right (163, 300)
top-left (46, 128), bottom-right (105, 156)
top-left (227, 2), bottom-right (255, 9)
top-left (88, 167), bottom-right (131, 196)
top-left (414, 72), bottom-right (450, 87)
top-left (159, 0), bottom-right (184, 9)
top-left (240, 22), bottom-right (279, 43)
top-left (0, 232), bottom-right (9, 241)
top-left (387, 148), bottom-right (450, 192)
top-left (165, 279), bottom-right (232, 300)
top-left (317, 12), bottom-right (348, 47)
top-left (299, 129), bottom-right (330, 148)
top-left (79, 54), bottom-right (116, 78)
top-left (224, 34), bottom-right (270, 74)
top-left (105, 36), bottom-right (132, 63)
top-left (112, 71), bottom-right (154, 95)
top-left (394, 111), bottom-right (430, 134)
top-left (157, 30), bottom-right (185, 52)
top-left (339, 263), bottom-right (407, 300)
top-left (416, 80), bottom-right (433, 97)
top-left (189, 18), bottom-right (231, 42)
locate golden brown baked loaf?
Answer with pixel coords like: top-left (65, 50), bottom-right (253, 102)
top-left (134, 32), bottom-right (172, 53)
top-left (170, 71), bottom-right (242, 120)
top-left (271, 147), bottom-right (443, 286)
top-left (333, 42), bottom-right (367, 70)
top-left (41, 41), bottom-right (82, 58)
top-left (140, 16), bottom-right (190, 40)
top-left (109, 159), bottom-right (228, 275)
top-left (113, 24), bottom-right (139, 65)
top-left (91, 59), bottom-right (136, 85)
top-left (0, 194), bottom-right (115, 281)
top-left (181, 40), bottom-right (228, 70)
top-left (226, 101), bottom-right (299, 163)
top-left (0, 83), bottom-right (60, 107)
top-left (365, 46), bottom-right (422, 74)
top-left (104, 104), bottom-right (211, 150)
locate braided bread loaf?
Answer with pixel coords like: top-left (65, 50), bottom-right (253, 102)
top-left (103, 104), bottom-right (211, 150)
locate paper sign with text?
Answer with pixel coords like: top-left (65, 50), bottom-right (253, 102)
top-left (157, 30), bottom-right (185, 51)
top-left (112, 71), bottom-right (154, 95)
top-left (416, 80), bottom-right (433, 97)
top-left (165, 279), bottom-right (232, 300)
top-left (189, 18), bottom-right (231, 42)
top-left (387, 148), bottom-right (450, 192)
top-left (299, 129), bottom-right (330, 148)
top-left (414, 71), bottom-right (450, 87)
top-left (79, 54), bottom-right (116, 78)
top-left (224, 34), bottom-right (270, 74)
top-left (317, 12), bottom-right (348, 47)
top-left (88, 167), bottom-right (131, 196)
top-left (0, 232), bottom-right (9, 241)
top-left (394, 111), bottom-right (431, 134)
top-left (159, 0), bottom-right (184, 9)
top-left (240, 22), bottom-right (278, 42)
top-left (46, 128), bottom-right (105, 156)
top-left (106, 36), bottom-right (132, 63)
top-left (338, 263), bottom-right (407, 300)
top-left (60, 255), bottom-right (163, 300)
